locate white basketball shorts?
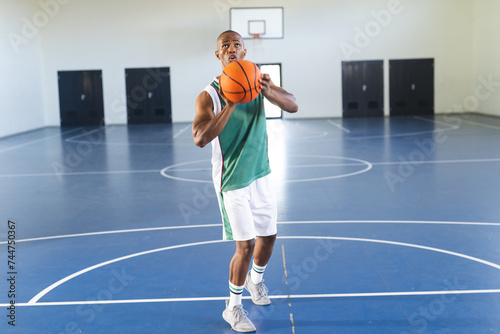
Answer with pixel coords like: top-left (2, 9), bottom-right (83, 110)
top-left (217, 174), bottom-right (277, 241)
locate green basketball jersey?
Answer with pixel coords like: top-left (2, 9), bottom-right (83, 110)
top-left (208, 79), bottom-right (271, 192)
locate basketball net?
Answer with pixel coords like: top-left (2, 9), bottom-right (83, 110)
top-left (251, 33), bottom-right (262, 50)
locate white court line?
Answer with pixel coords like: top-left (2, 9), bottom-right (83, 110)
top-left (317, 115), bottom-right (460, 142)
top-left (67, 141), bottom-right (189, 146)
top-left (2, 289), bottom-right (500, 308)
top-left (167, 158), bottom-right (500, 171)
top-left (166, 163), bottom-right (370, 173)
top-left (0, 128), bottom-right (81, 154)
top-left (348, 130), bottom-right (446, 141)
top-left (327, 119), bottom-right (351, 133)
top-left (371, 158), bottom-right (500, 166)
top-left (164, 158), bottom-right (500, 174)
top-left (160, 159), bottom-right (214, 183)
top-left (2, 155), bottom-right (499, 179)
top-left (280, 220), bottom-right (500, 226)
top-left (25, 235), bottom-right (500, 305)
top-left (162, 167), bottom-right (211, 172)
top-left (65, 128), bottom-right (102, 142)
top-left (413, 116), bottom-right (460, 130)
top-left (160, 156), bottom-right (373, 183)
top-left (159, 154), bottom-right (500, 185)
top-left (415, 115), bottom-right (500, 131)
top-left (0, 224), bottom-right (221, 245)
top-left (28, 239), bottom-right (228, 304)
top-left (281, 236), bottom-right (500, 270)
top-left (64, 125), bottom-right (193, 145)
top-left (173, 124), bottom-right (192, 138)
top-left (461, 119), bottom-right (500, 131)
top-left (2, 220), bottom-right (499, 245)
top-left (0, 169), bottom-right (160, 178)
top-left (296, 131), bottom-right (329, 140)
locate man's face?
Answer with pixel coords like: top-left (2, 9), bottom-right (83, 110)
top-left (215, 32), bottom-right (247, 68)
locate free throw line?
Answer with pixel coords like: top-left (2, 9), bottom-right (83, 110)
top-left (3, 289), bottom-right (500, 308)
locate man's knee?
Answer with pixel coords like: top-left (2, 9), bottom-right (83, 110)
top-left (259, 234), bottom-right (277, 247)
top-left (236, 239), bottom-right (255, 258)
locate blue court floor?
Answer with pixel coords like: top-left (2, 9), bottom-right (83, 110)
top-left (1, 113), bottom-right (499, 333)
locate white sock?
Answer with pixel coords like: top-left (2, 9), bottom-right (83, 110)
top-left (251, 262), bottom-right (267, 284)
top-left (228, 282), bottom-right (244, 310)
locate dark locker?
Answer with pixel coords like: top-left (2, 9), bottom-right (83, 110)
top-left (342, 60), bottom-right (384, 118)
top-left (390, 59), bottom-right (434, 116)
top-left (58, 70), bottom-right (104, 126)
top-left (125, 67), bottom-right (172, 124)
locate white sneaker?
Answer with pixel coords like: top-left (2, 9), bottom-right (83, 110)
top-left (222, 299), bottom-right (256, 333)
top-left (244, 271), bottom-right (271, 306)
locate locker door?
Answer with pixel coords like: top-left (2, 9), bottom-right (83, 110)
top-left (342, 60), bottom-right (384, 118)
top-left (126, 67), bottom-right (172, 124)
top-left (390, 59), bottom-right (434, 116)
top-left (147, 68), bottom-right (172, 124)
top-left (58, 70), bottom-right (104, 126)
top-left (58, 71), bottom-right (81, 124)
top-left (81, 71), bottom-right (105, 124)
top-left (125, 69), bottom-right (150, 124)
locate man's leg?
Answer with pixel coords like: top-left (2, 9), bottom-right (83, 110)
top-left (228, 239), bottom-right (255, 310)
top-left (230, 239), bottom-right (255, 286)
top-left (245, 234), bottom-right (276, 306)
top-left (252, 234), bottom-right (276, 281)
top-left (223, 239), bottom-right (257, 333)
top-left (253, 234), bottom-right (277, 267)
top-left (249, 175), bottom-right (277, 285)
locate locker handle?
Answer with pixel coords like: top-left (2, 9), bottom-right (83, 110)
top-left (148, 92), bottom-right (153, 99)
top-left (411, 84), bottom-right (416, 91)
top-left (362, 84), bottom-right (367, 91)
top-left (81, 94), bottom-right (86, 101)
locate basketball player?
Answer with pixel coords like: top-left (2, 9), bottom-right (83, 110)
top-left (192, 30), bottom-right (298, 332)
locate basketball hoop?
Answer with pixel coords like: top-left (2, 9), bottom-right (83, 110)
top-left (250, 33), bottom-right (263, 50)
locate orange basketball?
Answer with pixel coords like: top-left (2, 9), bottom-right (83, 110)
top-left (220, 60), bottom-right (262, 104)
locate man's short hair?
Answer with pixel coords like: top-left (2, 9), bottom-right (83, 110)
top-left (217, 30), bottom-right (243, 41)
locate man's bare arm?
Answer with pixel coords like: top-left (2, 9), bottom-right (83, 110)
top-left (260, 74), bottom-right (298, 113)
top-left (192, 91), bottom-right (237, 148)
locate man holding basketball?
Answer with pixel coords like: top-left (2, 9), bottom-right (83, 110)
top-left (193, 30), bottom-right (298, 332)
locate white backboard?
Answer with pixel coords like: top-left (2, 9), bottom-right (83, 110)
top-left (230, 7), bottom-right (284, 39)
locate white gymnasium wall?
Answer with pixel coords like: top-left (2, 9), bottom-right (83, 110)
top-left (5, 0), bottom-right (494, 129)
top-left (247, 0), bottom-right (476, 118)
top-left (39, 0), bottom-right (479, 125)
top-left (0, 0), bottom-right (45, 138)
top-left (473, 0), bottom-right (500, 116)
